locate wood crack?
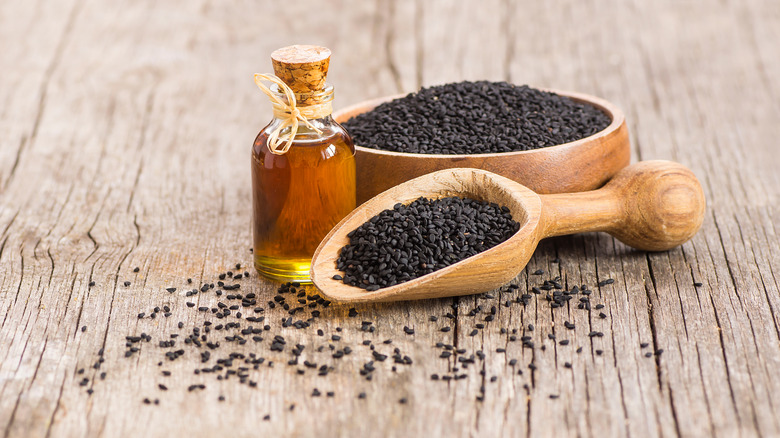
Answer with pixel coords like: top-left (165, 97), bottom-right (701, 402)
top-left (4, 0), bottom-right (82, 190)
top-left (413, 0), bottom-right (423, 89)
top-left (501, 0), bottom-right (515, 82)
top-left (666, 385), bottom-right (683, 438)
top-left (694, 344), bottom-right (717, 435)
top-left (642, 254), bottom-right (664, 392)
top-left (1, 335), bottom-right (34, 438)
top-left (43, 374), bottom-right (67, 438)
top-left (383, 0), bottom-right (404, 94)
top-left (616, 370), bottom-right (631, 437)
top-left (84, 188), bottom-right (111, 263)
top-left (708, 281), bottom-right (741, 431)
top-left (5, 249), bottom-right (26, 325)
top-left (126, 92), bottom-right (155, 213)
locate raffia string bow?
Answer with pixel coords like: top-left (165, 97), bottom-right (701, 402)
top-left (254, 73), bottom-right (327, 155)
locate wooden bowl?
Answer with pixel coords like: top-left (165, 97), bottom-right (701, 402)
top-left (334, 90), bottom-right (630, 204)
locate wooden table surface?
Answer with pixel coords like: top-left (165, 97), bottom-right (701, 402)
top-left (1, 1), bottom-right (778, 437)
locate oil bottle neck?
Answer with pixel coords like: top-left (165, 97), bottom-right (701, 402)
top-left (269, 83), bottom-right (334, 116)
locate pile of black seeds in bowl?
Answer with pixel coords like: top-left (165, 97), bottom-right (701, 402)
top-left (334, 197), bottom-right (520, 290)
top-left (342, 81), bottom-right (612, 154)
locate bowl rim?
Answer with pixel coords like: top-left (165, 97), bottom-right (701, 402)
top-left (333, 88), bottom-right (626, 159)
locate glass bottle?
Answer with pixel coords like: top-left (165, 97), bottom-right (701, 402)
top-left (252, 46), bottom-right (356, 283)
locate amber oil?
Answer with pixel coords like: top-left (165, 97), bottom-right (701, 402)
top-left (251, 87), bottom-right (356, 282)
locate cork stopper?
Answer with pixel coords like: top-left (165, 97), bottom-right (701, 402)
top-left (271, 45), bottom-right (331, 93)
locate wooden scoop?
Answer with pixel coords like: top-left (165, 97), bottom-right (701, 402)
top-left (310, 161), bottom-right (705, 303)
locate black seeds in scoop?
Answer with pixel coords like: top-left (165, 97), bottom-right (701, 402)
top-left (336, 197), bottom-right (519, 290)
top-left (342, 81), bottom-right (611, 155)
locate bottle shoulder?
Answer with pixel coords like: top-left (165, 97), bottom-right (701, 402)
top-left (253, 117), bottom-right (354, 156)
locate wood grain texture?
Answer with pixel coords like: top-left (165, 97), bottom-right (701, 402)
top-left (541, 160), bottom-right (705, 251)
top-left (0, 0), bottom-right (778, 437)
top-left (334, 90), bottom-right (630, 204)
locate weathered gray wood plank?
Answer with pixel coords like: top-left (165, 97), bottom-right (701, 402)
top-left (0, 0), bottom-right (778, 437)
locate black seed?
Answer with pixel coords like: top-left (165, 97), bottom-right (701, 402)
top-left (343, 81), bottom-right (611, 155)
top-left (334, 197), bottom-right (520, 290)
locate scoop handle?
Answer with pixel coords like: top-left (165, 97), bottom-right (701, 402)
top-left (539, 160), bottom-right (706, 251)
